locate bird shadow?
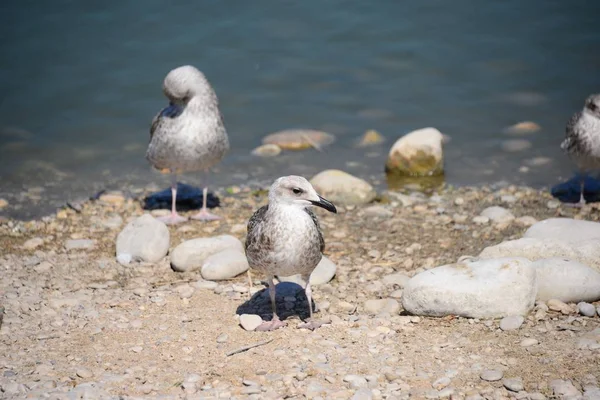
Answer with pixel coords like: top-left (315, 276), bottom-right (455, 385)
top-left (551, 173), bottom-right (600, 204)
top-left (142, 182), bottom-right (220, 211)
top-left (236, 281), bottom-right (316, 322)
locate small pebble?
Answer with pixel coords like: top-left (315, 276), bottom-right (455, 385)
top-left (480, 369), bottom-right (503, 382)
top-left (577, 302), bottom-right (596, 317)
top-left (239, 314), bottom-right (263, 331)
top-left (76, 367), bottom-right (93, 379)
top-left (216, 333), bottom-right (228, 343)
top-left (503, 377), bottom-right (524, 392)
top-left (499, 315), bottom-right (524, 331)
top-left (520, 338), bottom-right (538, 347)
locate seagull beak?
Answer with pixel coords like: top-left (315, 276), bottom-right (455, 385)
top-left (310, 195), bottom-right (337, 214)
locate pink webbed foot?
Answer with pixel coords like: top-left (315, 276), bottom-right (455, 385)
top-left (156, 213), bottom-right (188, 225)
top-left (190, 208), bottom-right (221, 221)
top-left (298, 319), bottom-right (324, 331)
top-left (255, 317), bottom-right (287, 332)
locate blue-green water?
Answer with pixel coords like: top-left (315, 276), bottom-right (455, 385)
top-left (1, 1), bottom-right (600, 218)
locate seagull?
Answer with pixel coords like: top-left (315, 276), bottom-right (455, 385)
top-left (561, 94), bottom-right (600, 207)
top-left (146, 65), bottom-right (229, 224)
top-left (245, 176), bottom-right (337, 331)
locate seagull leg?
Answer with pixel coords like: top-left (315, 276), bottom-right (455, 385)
top-left (565, 173), bottom-right (587, 208)
top-left (246, 269), bottom-right (253, 300)
top-left (156, 173), bottom-right (188, 225)
top-left (255, 277), bottom-right (287, 331)
top-left (191, 187), bottom-right (221, 221)
top-left (298, 276), bottom-right (323, 330)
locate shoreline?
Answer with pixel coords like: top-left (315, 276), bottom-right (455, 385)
top-left (1, 176), bottom-right (599, 399)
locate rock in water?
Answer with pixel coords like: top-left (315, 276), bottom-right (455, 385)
top-left (116, 214), bottom-right (170, 263)
top-left (201, 249), bottom-right (249, 280)
top-left (262, 129), bottom-right (335, 150)
top-left (310, 170), bottom-right (376, 206)
top-left (170, 235), bottom-right (244, 272)
top-left (356, 129), bottom-right (385, 147)
top-left (524, 218), bottom-right (600, 244)
top-left (532, 258), bottom-right (600, 302)
top-left (278, 256), bottom-right (337, 286)
top-left (479, 238), bottom-right (600, 272)
top-left (385, 127), bottom-right (444, 176)
top-left (143, 182), bottom-right (219, 211)
top-left (251, 144), bottom-right (282, 157)
top-left (401, 257), bottom-right (536, 318)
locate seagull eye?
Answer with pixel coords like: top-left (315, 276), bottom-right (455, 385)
top-left (292, 188), bottom-right (303, 195)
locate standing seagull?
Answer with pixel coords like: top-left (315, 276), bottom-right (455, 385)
top-left (561, 94), bottom-right (600, 207)
top-left (245, 176), bottom-right (337, 331)
top-left (146, 65), bottom-right (229, 224)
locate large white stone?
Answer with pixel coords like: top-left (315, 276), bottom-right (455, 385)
top-left (116, 214), bottom-right (170, 263)
top-left (171, 235), bottom-right (244, 272)
top-left (532, 258), bottom-right (600, 303)
top-left (201, 249), bottom-right (249, 281)
top-left (278, 256), bottom-right (337, 286)
top-left (524, 218), bottom-right (600, 244)
top-left (479, 238), bottom-right (600, 272)
top-left (401, 257), bottom-right (537, 318)
top-left (310, 170), bottom-right (376, 206)
top-left (385, 127), bottom-right (444, 176)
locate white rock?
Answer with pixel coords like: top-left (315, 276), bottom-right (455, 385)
top-left (170, 235), bottom-right (244, 272)
top-left (499, 315), bottom-right (524, 331)
top-left (525, 218), bottom-right (600, 244)
top-left (480, 369), bottom-right (503, 382)
top-left (23, 237), bottom-right (44, 250)
top-left (382, 273), bottom-right (410, 287)
top-left (310, 169), bottom-right (376, 206)
top-left (363, 299), bottom-right (400, 315)
top-left (578, 302), bottom-right (596, 317)
top-left (385, 127), bottom-right (444, 176)
top-left (520, 338), bottom-right (538, 347)
top-left (480, 206), bottom-right (515, 224)
top-left (116, 253), bottom-right (132, 266)
top-left (239, 314), bottom-right (263, 331)
top-left (66, 239), bottom-right (96, 251)
top-left (547, 298), bottom-right (572, 314)
top-left (116, 214), bottom-right (170, 263)
top-left (402, 257), bottom-right (537, 318)
top-left (278, 256), bottom-right (337, 286)
top-left (532, 258), bottom-right (600, 302)
top-left (550, 380), bottom-right (581, 398)
top-left (201, 249), bottom-right (249, 281)
top-left (479, 238), bottom-right (600, 272)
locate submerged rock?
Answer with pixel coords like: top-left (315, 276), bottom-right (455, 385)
top-left (262, 129), bottom-right (335, 150)
top-left (385, 127), bottom-right (444, 176)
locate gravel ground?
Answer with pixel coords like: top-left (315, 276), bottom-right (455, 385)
top-left (1, 183), bottom-right (600, 399)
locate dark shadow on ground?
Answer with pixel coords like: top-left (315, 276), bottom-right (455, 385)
top-left (235, 281), bottom-right (316, 322)
top-left (551, 174), bottom-right (600, 204)
top-left (142, 182), bottom-right (220, 211)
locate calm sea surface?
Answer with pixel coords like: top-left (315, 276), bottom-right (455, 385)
top-left (1, 1), bottom-right (600, 219)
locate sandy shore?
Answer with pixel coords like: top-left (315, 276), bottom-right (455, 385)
top-left (1, 183), bottom-right (599, 399)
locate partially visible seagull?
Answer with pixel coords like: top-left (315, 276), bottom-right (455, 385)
top-left (561, 93), bottom-right (600, 207)
top-left (245, 176), bottom-right (337, 331)
top-left (146, 65), bottom-right (229, 224)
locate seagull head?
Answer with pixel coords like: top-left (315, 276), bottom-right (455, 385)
top-left (268, 175), bottom-right (337, 213)
top-left (162, 65), bottom-right (216, 105)
top-left (584, 94), bottom-right (600, 118)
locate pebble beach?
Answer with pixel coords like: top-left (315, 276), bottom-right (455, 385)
top-left (1, 173), bottom-right (600, 400)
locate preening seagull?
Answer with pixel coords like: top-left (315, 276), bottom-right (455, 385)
top-left (245, 175), bottom-right (337, 331)
top-left (561, 93), bottom-right (600, 206)
top-left (146, 65), bottom-right (229, 224)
